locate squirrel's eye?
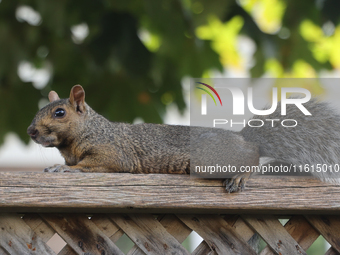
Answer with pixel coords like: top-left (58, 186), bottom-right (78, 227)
top-left (54, 108), bottom-right (66, 118)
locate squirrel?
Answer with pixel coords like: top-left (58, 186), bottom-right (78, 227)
top-left (27, 85), bottom-right (340, 192)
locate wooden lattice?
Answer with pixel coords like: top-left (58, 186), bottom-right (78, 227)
top-left (1, 213), bottom-right (340, 254)
top-left (1, 172), bottom-right (340, 255)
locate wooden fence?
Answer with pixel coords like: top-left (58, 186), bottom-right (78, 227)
top-left (0, 172), bottom-right (340, 255)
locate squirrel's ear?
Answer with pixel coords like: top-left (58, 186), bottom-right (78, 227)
top-left (48, 91), bottom-right (60, 102)
top-left (69, 85), bottom-right (86, 114)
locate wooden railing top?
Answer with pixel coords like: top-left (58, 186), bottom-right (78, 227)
top-left (0, 172), bottom-right (339, 214)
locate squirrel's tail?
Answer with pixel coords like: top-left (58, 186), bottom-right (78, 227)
top-left (240, 98), bottom-right (340, 182)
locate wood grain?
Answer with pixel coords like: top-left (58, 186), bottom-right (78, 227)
top-left (243, 215), bottom-right (307, 255)
top-left (41, 214), bottom-right (124, 255)
top-left (191, 241), bottom-right (218, 255)
top-left (260, 215), bottom-right (320, 255)
top-left (305, 215), bottom-right (340, 253)
top-left (126, 214), bottom-right (192, 255)
top-left (110, 214), bottom-right (190, 255)
top-left (192, 216), bottom-right (255, 255)
top-left (0, 213), bottom-right (56, 255)
top-left (23, 214), bottom-right (78, 255)
top-left (91, 214), bottom-right (125, 242)
top-left (178, 214), bottom-right (257, 255)
top-left (0, 172), bottom-right (339, 213)
top-left (325, 248), bottom-right (340, 255)
top-left (22, 214), bottom-right (55, 242)
top-left (0, 247), bottom-right (8, 255)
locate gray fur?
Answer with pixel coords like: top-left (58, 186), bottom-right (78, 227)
top-left (241, 98), bottom-right (340, 182)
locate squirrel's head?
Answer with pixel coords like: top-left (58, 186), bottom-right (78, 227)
top-left (27, 85), bottom-right (87, 148)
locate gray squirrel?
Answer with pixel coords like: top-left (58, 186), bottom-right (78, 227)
top-left (27, 85), bottom-right (340, 192)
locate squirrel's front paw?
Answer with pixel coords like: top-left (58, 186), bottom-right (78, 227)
top-left (223, 173), bottom-right (250, 193)
top-left (44, 164), bottom-right (81, 173)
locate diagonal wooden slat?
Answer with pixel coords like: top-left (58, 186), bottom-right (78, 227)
top-left (41, 214), bottom-right (124, 255)
top-left (110, 214), bottom-right (190, 255)
top-left (223, 215), bottom-right (240, 227)
top-left (178, 214), bottom-right (256, 255)
top-left (0, 247), bottom-right (9, 255)
top-left (243, 215), bottom-right (307, 255)
top-left (260, 215), bottom-right (320, 255)
top-left (126, 214), bottom-right (193, 255)
top-left (91, 214), bottom-right (125, 242)
top-left (157, 214), bottom-right (192, 243)
top-left (226, 216), bottom-right (256, 242)
top-left (58, 245), bottom-right (79, 255)
top-left (192, 240), bottom-right (218, 255)
top-left (92, 214), bottom-right (145, 255)
top-left (325, 247), bottom-right (340, 255)
top-left (0, 213), bottom-right (56, 255)
top-left (192, 215), bottom-right (255, 255)
top-left (306, 215), bottom-right (340, 253)
top-left (126, 245), bottom-right (147, 255)
top-left (23, 213), bottom-right (78, 255)
top-left (284, 216), bottom-right (320, 249)
top-left (23, 213), bottom-right (55, 242)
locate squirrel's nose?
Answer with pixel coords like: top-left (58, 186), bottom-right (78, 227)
top-left (27, 125), bottom-right (39, 139)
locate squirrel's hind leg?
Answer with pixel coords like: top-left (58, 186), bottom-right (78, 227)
top-left (223, 172), bottom-right (251, 193)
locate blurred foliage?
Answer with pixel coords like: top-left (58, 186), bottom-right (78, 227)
top-left (0, 0), bottom-right (340, 144)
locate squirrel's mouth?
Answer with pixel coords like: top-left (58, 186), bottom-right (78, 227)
top-left (40, 138), bottom-right (56, 147)
top-left (27, 125), bottom-right (56, 147)
top-left (32, 135), bottom-right (56, 147)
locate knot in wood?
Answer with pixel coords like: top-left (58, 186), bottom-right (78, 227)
top-left (144, 242), bottom-right (151, 251)
top-left (192, 217), bottom-right (199, 222)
